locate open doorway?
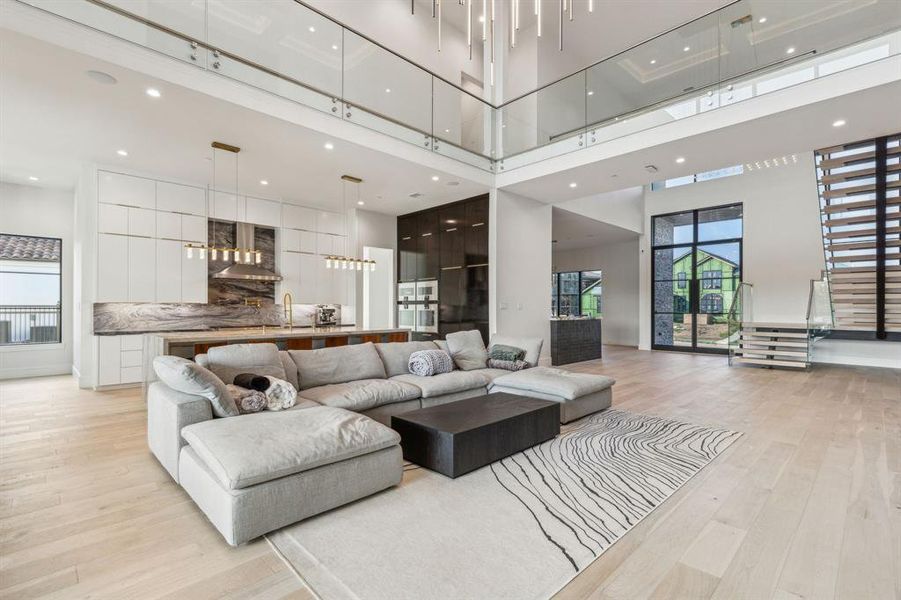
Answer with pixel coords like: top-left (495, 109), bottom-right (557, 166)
top-left (363, 247), bottom-right (395, 329)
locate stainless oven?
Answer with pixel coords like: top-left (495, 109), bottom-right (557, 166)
top-left (415, 280), bottom-right (439, 333)
top-left (397, 282), bottom-right (418, 331)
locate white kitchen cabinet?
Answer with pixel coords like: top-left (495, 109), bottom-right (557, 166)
top-left (120, 335), bottom-right (143, 351)
top-left (298, 253), bottom-right (318, 304)
top-left (156, 239), bottom-right (183, 302)
top-left (157, 181), bottom-right (206, 216)
top-left (332, 236), bottom-right (346, 257)
top-left (211, 191), bottom-right (244, 222)
top-left (97, 234), bottom-right (128, 301)
top-left (127, 236), bottom-right (156, 301)
top-left (299, 230), bottom-right (317, 253)
top-left (281, 228), bottom-right (301, 252)
top-left (99, 171), bottom-right (155, 209)
top-left (156, 211), bottom-right (181, 240)
top-left (121, 350), bottom-right (142, 369)
top-left (317, 210), bottom-right (345, 235)
top-left (97, 336), bottom-right (122, 386)
top-left (245, 196), bottom-right (281, 227)
top-left (182, 252), bottom-right (208, 303)
top-left (282, 204), bottom-right (317, 230)
top-left (128, 207), bottom-right (156, 238)
top-left (98, 203), bottom-right (128, 234)
top-left (181, 214), bottom-right (207, 243)
top-left (317, 232), bottom-right (335, 256)
top-left (279, 251), bottom-right (301, 297)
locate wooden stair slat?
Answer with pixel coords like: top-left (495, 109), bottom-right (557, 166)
top-left (733, 357), bottom-right (808, 368)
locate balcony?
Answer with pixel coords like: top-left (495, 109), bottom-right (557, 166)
top-left (0, 304), bottom-right (62, 345)
top-left (14, 0), bottom-right (901, 173)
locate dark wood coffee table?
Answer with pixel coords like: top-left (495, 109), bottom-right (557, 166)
top-left (391, 392), bottom-right (561, 478)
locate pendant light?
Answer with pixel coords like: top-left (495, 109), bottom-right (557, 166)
top-left (323, 175), bottom-right (376, 272)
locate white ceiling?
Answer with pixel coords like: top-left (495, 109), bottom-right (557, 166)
top-left (552, 207), bottom-right (638, 251)
top-left (0, 29), bottom-right (487, 215)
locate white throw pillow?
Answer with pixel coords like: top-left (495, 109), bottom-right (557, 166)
top-left (445, 330), bottom-right (488, 371)
top-left (153, 355), bottom-right (238, 417)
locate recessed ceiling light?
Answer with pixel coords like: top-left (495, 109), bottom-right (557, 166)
top-left (832, 119), bottom-right (846, 127)
top-left (385, 88), bottom-right (391, 93)
top-left (650, 59), bottom-right (657, 65)
top-left (569, 182), bottom-right (578, 188)
top-left (28, 176), bottom-right (39, 181)
top-left (431, 175), bottom-right (440, 181)
top-left (478, 15), bottom-right (485, 23)
top-left (444, 128), bottom-right (450, 133)
top-left (675, 156), bottom-right (685, 164)
top-left (145, 87), bottom-right (161, 98)
top-left (260, 180), bottom-right (269, 185)
top-left (357, 200), bottom-right (365, 206)
top-left (332, 44), bottom-right (339, 50)
top-left (758, 16), bottom-right (767, 23)
top-left (587, 90), bottom-right (594, 96)
top-left (308, 26), bottom-right (316, 33)
top-left (786, 46), bottom-right (796, 54)
top-left (683, 46), bottom-right (690, 52)
top-left (324, 142), bottom-right (334, 150)
top-left (85, 70), bottom-right (117, 85)
top-left (116, 149), bottom-right (128, 157)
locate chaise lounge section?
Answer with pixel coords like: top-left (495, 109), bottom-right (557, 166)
top-left (147, 333), bottom-right (615, 545)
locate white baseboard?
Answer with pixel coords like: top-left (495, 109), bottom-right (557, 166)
top-left (0, 363), bottom-right (73, 380)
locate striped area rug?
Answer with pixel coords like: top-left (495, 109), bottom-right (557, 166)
top-left (269, 410), bottom-right (741, 600)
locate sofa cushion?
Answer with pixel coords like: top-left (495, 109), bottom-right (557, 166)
top-left (290, 342), bottom-right (386, 390)
top-left (181, 406), bottom-right (400, 490)
top-left (445, 330), bottom-right (488, 371)
top-left (153, 355), bottom-right (237, 418)
top-left (374, 341), bottom-right (438, 377)
top-left (278, 350), bottom-right (299, 390)
top-left (489, 335), bottom-right (544, 367)
top-left (490, 366), bottom-right (615, 401)
top-left (299, 379), bottom-right (421, 412)
top-left (479, 368), bottom-right (516, 382)
top-left (204, 343), bottom-right (287, 386)
top-left (392, 370), bottom-right (489, 398)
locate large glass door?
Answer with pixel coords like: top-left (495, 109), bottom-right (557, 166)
top-left (652, 204), bottom-right (742, 353)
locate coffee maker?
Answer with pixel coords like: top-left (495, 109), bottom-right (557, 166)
top-left (313, 304), bottom-right (340, 328)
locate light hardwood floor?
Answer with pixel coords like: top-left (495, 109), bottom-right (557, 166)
top-left (1, 346), bottom-right (898, 599)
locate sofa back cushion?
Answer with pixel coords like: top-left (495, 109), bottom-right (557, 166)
top-left (278, 350), bottom-right (299, 390)
top-left (374, 341), bottom-right (439, 377)
top-left (153, 355), bottom-right (238, 417)
top-left (203, 343), bottom-right (287, 385)
top-left (489, 335), bottom-right (543, 367)
top-left (289, 342), bottom-right (386, 390)
top-left (445, 330), bottom-right (488, 371)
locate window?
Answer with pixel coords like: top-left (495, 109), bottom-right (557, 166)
top-left (701, 270), bottom-right (722, 289)
top-left (676, 272), bottom-right (687, 289)
top-left (700, 293), bottom-right (723, 313)
top-left (0, 234), bottom-right (62, 345)
top-left (551, 270), bottom-right (602, 317)
top-left (651, 165), bottom-right (744, 190)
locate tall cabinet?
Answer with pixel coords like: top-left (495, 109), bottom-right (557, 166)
top-left (397, 194), bottom-right (489, 343)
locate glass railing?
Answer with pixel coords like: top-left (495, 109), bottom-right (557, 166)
top-left (20, 0), bottom-right (496, 170)
top-left (18, 0), bottom-right (901, 173)
top-left (806, 270), bottom-right (834, 343)
top-left (727, 281), bottom-right (753, 366)
top-left (496, 0), bottom-right (901, 169)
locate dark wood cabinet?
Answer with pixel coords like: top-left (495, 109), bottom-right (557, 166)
top-left (417, 211), bottom-right (440, 280)
top-left (398, 194), bottom-right (489, 344)
top-left (398, 215), bottom-right (417, 282)
top-left (465, 198), bottom-right (489, 266)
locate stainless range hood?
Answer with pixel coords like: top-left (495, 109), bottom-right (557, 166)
top-left (212, 222), bottom-right (282, 282)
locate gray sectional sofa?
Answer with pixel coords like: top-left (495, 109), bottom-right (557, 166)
top-left (147, 334), bottom-right (614, 545)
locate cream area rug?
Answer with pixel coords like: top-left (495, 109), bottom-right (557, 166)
top-left (268, 409), bottom-right (742, 600)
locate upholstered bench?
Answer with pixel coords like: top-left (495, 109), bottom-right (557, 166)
top-left (488, 367), bottom-right (615, 424)
top-left (177, 406), bottom-right (402, 545)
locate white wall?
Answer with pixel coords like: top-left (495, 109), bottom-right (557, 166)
top-left (553, 238), bottom-right (640, 347)
top-left (0, 182), bottom-right (75, 379)
top-left (491, 189), bottom-right (552, 361)
top-left (554, 186), bottom-right (644, 233)
top-left (353, 209), bottom-right (397, 327)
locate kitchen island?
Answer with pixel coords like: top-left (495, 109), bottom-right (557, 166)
top-left (549, 317), bottom-right (602, 366)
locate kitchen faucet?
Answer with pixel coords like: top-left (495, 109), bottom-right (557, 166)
top-left (283, 291), bottom-right (293, 329)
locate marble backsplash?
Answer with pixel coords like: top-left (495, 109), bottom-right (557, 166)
top-left (207, 221), bottom-right (276, 305)
top-left (93, 303), bottom-right (353, 334)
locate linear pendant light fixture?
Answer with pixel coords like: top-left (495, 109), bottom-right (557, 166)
top-left (324, 175), bottom-right (375, 272)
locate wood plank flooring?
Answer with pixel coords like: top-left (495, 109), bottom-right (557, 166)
top-left (1, 346), bottom-right (898, 599)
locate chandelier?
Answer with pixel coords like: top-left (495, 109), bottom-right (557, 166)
top-left (325, 175), bottom-right (376, 272)
top-left (184, 141), bottom-right (262, 265)
top-left (418, 0), bottom-right (594, 85)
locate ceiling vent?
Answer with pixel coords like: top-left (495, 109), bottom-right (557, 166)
top-left (645, 165), bottom-right (659, 174)
top-left (409, 192), bottom-right (423, 198)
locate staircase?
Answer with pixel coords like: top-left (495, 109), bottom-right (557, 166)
top-left (732, 323), bottom-right (810, 369)
top-left (815, 134), bottom-right (901, 337)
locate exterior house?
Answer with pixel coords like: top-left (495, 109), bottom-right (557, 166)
top-left (671, 249), bottom-right (738, 321)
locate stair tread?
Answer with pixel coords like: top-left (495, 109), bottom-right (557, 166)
top-left (736, 349), bottom-right (808, 358)
top-left (741, 322), bottom-right (808, 329)
top-left (733, 357), bottom-right (809, 368)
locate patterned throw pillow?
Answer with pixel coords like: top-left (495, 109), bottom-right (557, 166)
top-left (408, 349), bottom-right (454, 377)
top-left (488, 358), bottom-right (529, 371)
top-left (488, 344), bottom-right (526, 362)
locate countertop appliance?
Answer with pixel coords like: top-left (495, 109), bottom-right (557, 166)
top-left (314, 304), bottom-right (340, 328)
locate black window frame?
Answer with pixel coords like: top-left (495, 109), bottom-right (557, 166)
top-left (551, 270), bottom-right (602, 317)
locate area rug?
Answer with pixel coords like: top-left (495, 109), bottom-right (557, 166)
top-left (268, 409), bottom-right (741, 600)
